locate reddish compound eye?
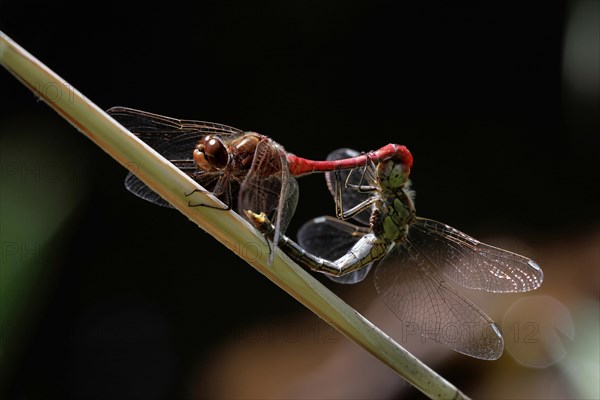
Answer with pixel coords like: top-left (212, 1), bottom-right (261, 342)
top-left (202, 136), bottom-right (229, 170)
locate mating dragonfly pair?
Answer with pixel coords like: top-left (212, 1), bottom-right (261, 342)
top-left (109, 107), bottom-right (543, 360)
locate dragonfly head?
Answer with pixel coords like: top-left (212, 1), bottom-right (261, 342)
top-left (193, 135), bottom-right (230, 171)
top-left (377, 158), bottom-right (410, 190)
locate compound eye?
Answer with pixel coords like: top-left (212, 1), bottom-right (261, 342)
top-left (203, 136), bottom-right (229, 169)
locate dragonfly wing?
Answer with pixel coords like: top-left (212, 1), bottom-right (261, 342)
top-left (124, 168), bottom-right (224, 208)
top-left (274, 173), bottom-right (299, 248)
top-left (327, 263), bottom-right (374, 284)
top-left (374, 243), bottom-right (504, 360)
top-left (410, 218), bottom-right (543, 293)
top-left (297, 216), bottom-right (372, 284)
top-left (108, 106), bottom-right (243, 148)
top-left (239, 139), bottom-right (298, 247)
top-left (297, 216), bottom-right (366, 258)
top-left (124, 172), bottom-right (173, 208)
top-left (325, 148), bottom-right (375, 225)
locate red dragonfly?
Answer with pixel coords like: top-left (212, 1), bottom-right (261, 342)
top-left (107, 107), bottom-right (411, 252)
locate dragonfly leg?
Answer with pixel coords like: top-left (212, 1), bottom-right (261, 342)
top-left (339, 197), bottom-right (377, 221)
top-left (186, 183), bottom-right (232, 210)
top-left (188, 201), bottom-right (231, 210)
top-left (184, 188), bottom-right (203, 197)
top-left (332, 169), bottom-right (378, 221)
top-left (345, 157), bottom-right (377, 194)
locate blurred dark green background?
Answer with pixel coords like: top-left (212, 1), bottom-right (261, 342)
top-left (1, 1), bottom-right (598, 399)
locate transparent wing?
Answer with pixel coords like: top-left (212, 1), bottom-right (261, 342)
top-left (325, 262), bottom-right (374, 284)
top-left (374, 242), bottom-right (504, 360)
top-left (239, 139), bottom-right (298, 249)
top-left (297, 216), bottom-right (373, 284)
top-left (124, 173), bottom-right (173, 208)
top-left (410, 218), bottom-right (543, 293)
top-left (124, 168), bottom-right (224, 208)
top-left (108, 106), bottom-right (243, 149)
top-left (298, 216), bottom-right (366, 258)
top-left (325, 148), bottom-right (375, 225)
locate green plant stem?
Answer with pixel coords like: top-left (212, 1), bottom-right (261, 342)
top-left (1, 31), bottom-right (470, 400)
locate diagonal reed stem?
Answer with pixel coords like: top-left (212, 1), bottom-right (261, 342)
top-left (1, 31), bottom-right (470, 400)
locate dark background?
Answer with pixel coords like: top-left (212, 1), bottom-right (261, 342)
top-left (1, 1), bottom-right (598, 399)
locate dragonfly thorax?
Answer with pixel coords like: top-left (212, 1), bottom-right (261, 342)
top-left (372, 188), bottom-right (415, 242)
top-left (229, 132), bottom-right (264, 171)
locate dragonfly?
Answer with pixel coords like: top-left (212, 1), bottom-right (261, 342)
top-left (107, 107), bottom-right (412, 255)
top-left (245, 148), bottom-right (544, 360)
